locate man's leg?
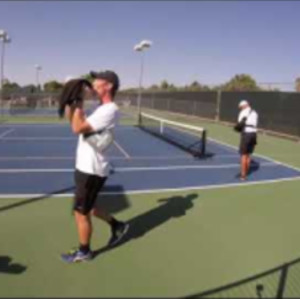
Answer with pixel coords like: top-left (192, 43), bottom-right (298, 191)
top-left (240, 154), bottom-right (249, 179)
top-left (61, 170), bottom-right (95, 263)
top-left (92, 207), bottom-right (123, 227)
top-left (92, 206), bottom-right (129, 247)
top-left (61, 208), bottom-right (93, 263)
top-left (75, 210), bottom-right (92, 252)
top-left (92, 207), bottom-right (113, 223)
top-left (246, 155), bottom-right (251, 175)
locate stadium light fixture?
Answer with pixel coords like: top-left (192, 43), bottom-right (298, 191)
top-left (0, 30), bottom-right (11, 117)
top-left (35, 64), bottom-right (42, 90)
top-left (134, 39), bottom-right (153, 116)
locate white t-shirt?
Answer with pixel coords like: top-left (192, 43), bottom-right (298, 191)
top-left (75, 102), bottom-right (119, 177)
top-left (238, 107), bottom-right (258, 133)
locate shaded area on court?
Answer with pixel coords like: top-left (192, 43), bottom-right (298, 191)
top-left (0, 256), bottom-right (27, 275)
top-left (0, 185), bottom-right (130, 214)
top-left (93, 193), bottom-right (198, 258)
top-left (0, 186), bottom-right (75, 213)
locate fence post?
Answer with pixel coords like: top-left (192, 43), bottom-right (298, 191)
top-left (193, 99), bottom-right (197, 116)
top-left (215, 89), bottom-right (221, 121)
top-left (167, 97), bottom-right (170, 112)
top-left (276, 264), bottom-right (289, 299)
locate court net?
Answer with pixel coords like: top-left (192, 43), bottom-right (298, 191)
top-left (138, 112), bottom-right (207, 157)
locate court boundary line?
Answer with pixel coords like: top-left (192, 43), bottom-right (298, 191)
top-left (113, 141), bottom-right (131, 159)
top-left (0, 162), bottom-right (279, 173)
top-left (0, 175), bottom-right (299, 198)
top-left (1, 154), bottom-right (294, 161)
top-left (0, 123), bottom-right (69, 127)
top-left (0, 155), bottom-right (190, 161)
top-left (0, 154), bottom-right (252, 161)
top-left (0, 129), bottom-right (15, 139)
top-left (0, 123), bottom-right (137, 129)
top-left (3, 137), bottom-right (75, 141)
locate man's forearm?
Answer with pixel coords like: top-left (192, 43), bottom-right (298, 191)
top-left (65, 105), bottom-right (75, 123)
top-left (72, 108), bottom-right (85, 132)
top-left (71, 107), bottom-right (93, 134)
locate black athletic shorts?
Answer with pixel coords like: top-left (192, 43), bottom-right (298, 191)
top-left (73, 169), bottom-right (107, 215)
top-left (239, 133), bottom-right (257, 155)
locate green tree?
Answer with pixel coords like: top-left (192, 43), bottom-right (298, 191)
top-left (160, 80), bottom-right (170, 90)
top-left (22, 84), bottom-right (39, 94)
top-left (149, 84), bottom-right (159, 91)
top-left (295, 77), bottom-right (300, 92)
top-left (189, 81), bottom-right (202, 91)
top-left (43, 80), bottom-right (63, 93)
top-left (2, 80), bottom-right (20, 92)
top-left (168, 83), bottom-right (177, 91)
top-left (222, 74), bottom-right (261, 91)
top-left (82, 73), bottom-right (93, 83)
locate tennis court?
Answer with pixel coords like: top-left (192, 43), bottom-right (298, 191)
top-left (0, 112), bottom-right (299, 196)
top-left (1, 110), bottom-right (300, 297)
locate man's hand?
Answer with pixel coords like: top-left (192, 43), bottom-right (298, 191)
top-left (65, 105), bottom-right (75, 122)
top-left (58, 79), bottom-right (92, 118)
top-left (71, 107), bottom-right (93, 135)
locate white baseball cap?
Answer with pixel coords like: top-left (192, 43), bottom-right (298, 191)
top-left (238, 100), bottom-right (249, 108)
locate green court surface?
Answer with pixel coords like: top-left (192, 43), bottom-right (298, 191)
top-left (1, 109), bottom-right (300, 297)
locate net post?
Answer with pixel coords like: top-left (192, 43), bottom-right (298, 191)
top-left (215, 89), bottom-right (221, 122)
top-left (137, 110), bottom-right (142, 126)
top-left (160, 120), bottom-right (164, 134)
top-left (201, 129), bottom-right (207, 157)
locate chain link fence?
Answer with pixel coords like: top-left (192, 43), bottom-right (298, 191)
top-left (220, 92), bottom-right (300, 138)
top-left (117, 91), bottom-right (218, 120)
top-left (117, 91), bottom-right (300, 139)
top-left (1, 90), bottom-right (300, 139)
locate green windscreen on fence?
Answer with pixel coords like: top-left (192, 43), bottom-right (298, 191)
top-left (219, 92), bottom-right (300, 137)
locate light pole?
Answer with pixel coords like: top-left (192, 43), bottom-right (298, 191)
top-left (0, 30), bottom-right (11, 118)
top-left (134, 40), bottom-right (152, 118)
top-left (35, 64), bottom-right (42, 91)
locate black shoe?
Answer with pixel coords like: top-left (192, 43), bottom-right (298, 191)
top-left (108, 222), bottom-right (129, 247)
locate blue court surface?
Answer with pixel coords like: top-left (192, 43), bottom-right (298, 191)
top-left (0, 123), bottom-right (300, 197)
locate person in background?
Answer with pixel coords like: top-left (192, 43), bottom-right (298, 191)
top-left (234, 100), bottom-right (259, 180)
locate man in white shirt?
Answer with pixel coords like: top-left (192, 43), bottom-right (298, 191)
top-left (61, 71), bottom-right (129, 263)
top-left (235, 100), bottom-right (258, 180)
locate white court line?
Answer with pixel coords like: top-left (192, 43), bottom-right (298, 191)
top-left (114, 162), bottom-right (276, 172)
top-left (0, 162), bottom-right (279, 173)
top-left (208, 137), bottom-right (300, 173)
top-left (0, 154), bottom-right (296, 161)
top-left (0, 154), bottom-right (239, 161)
top-left (113, 140), bottom-right (131, 159)
top-left (102, 176), bottom-right (300, 195)
top-left (0, 155), bottom-right (191, 161)
top-left (2, 137), bottom-right (75, 141)
top-left (0, 175), bottom-right (300, 198)
top-left (0, 129), bottom-right (15, 139)
top-left (0, 156), bottom-right (75, 160)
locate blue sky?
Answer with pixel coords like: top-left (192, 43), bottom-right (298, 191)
top-left (0, 1), bottom-right (299, 89)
